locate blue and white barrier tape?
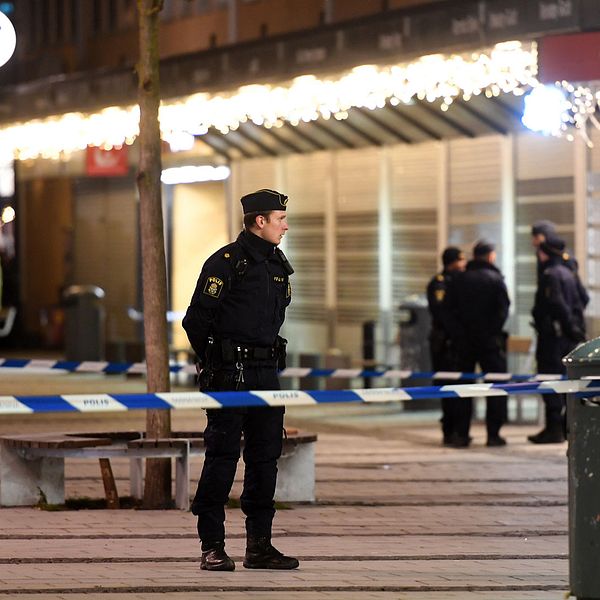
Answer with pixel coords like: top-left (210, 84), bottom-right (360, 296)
top-left (1, 379), bottom-right (597, 415)
top-left (279, 368), bottom-right (564, 382)
top-left (0, 358), bottom-right (563, 382)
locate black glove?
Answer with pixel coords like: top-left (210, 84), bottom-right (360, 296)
top-left (568, 326), bottom-right (586, 343)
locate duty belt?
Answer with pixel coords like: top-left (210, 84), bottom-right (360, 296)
top-left (218, 338), bottom-right (277, 363)
top-left (235, 345), bottom-right (276, 360)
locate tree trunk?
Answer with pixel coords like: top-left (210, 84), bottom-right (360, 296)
top-left (136, 0), bottom-right (172, 509)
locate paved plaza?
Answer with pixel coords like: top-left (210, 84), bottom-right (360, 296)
top-left (0, 372), bottom-right (571, 599)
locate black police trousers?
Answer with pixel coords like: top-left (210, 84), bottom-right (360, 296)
top-left (429, 334), bottom-right (459, 440)
top-left (191, 365), bottom-right (284, 545)
top-left (455, 339), bottom-right (508, 438)
top-left (536, 334), bottom-right (577, 429)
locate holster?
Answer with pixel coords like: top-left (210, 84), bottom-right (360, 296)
top-left (197, 365), bottom-right (214, 391)
top-left (275, 335), bottom-right (288, 370)
top-left (197, 336), bottom-right (216, 391)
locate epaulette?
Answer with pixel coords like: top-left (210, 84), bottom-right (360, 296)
top-left (221, 244), bottom-right (248, 279)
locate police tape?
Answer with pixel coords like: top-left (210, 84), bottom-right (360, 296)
top-left (1, 379), bottom-right (598, 415)
top-left (0, 357), bottom-right (563, 382)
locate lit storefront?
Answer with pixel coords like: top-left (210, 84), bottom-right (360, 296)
top-left (3, 0), bottom-right (600, 363)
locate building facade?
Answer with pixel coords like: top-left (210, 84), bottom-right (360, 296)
top-left (2, 0), bottom-right (600, 366)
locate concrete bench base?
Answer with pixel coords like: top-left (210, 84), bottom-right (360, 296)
top-left (0, 431), bottom-right (317, 509)
top-left (0, 443), bottom-right (64, 506)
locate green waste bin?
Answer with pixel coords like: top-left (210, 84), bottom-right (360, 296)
top-left (564, 338), bottom-right (600, 600)
top-left (62, 284), bottom-right (106, 361)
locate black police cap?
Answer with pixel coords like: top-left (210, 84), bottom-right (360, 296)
top-left (531, 220), bottom-right (556, 237)
top-left (442, 246), bottom-right (464, 266)
top-left (539, 234), bottom-right (565, 257)
top-left (240, 189), bottom-right (288, 214)
top-left (473, 239), bottom-right (495, 257)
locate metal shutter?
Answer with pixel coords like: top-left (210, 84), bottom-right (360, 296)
top-left (515, 132), bottom-right (574, 335)
top-left (335, 147), bottom-right (380, 323)
top-left (390, 142), bottom-right (440, 308)
top-left (448, 136), bottom-right (503, 262)
top-left (282, 153), bottom-right (329, 323)
top-left (73, 177), bottom-right (138, 343)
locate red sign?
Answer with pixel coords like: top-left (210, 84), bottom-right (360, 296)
top-left (539, 32), bottom-right (600, 84)
top-left (86, 146), bottom-right (129, 177)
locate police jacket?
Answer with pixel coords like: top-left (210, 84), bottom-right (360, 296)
top-left (532, 256), bottom-right (586, 342)
top-left (445, 259), bottom-right (510, 344)
top-left (182, 229), bottom-right (292, 361)
top-left (536, 250), bottom-right (589, 308)
top-left (426, 270), bottom-right (458, 334)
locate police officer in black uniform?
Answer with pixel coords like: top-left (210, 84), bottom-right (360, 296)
top-left (444, 240), bottom-right (510, 448)
top-left (426, 246), bottom-right (466, 445)
top-left (183, 189), bottom-right (299, 572)
top-left (528, 234), bottom-right (587, 444)
top-left (531, 219), bottom-right (589, 307)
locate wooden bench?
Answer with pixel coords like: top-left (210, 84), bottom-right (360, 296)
top-left (0, 430), bottom-right (317, 510)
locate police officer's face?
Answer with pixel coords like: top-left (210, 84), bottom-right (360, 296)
top-left (532, 233), bottom-right (545, 248)
top-left (257, 210), bottom-right (288, 245)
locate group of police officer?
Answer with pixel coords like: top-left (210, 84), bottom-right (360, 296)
top-left (427, 220), bottom-right (588, 448)
top-left (182, 186), bottom-right (588, 571)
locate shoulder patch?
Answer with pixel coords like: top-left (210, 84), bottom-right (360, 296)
top-left (203, 276), bottom-right (224, 298)
top-left (434, 289), bottom-right (445, 302)
top-left (287, 282), bottom-right (292, 298)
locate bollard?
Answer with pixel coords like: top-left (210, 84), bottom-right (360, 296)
top-left (362, 320), bottom-right (376, 389)
top-left (564, 338), bottom-right (600, 600)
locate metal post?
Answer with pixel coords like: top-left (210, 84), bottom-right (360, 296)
top-left (362, 320), bottom-right (376, 388)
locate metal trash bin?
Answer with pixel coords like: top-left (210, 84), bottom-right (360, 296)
top-left (564, 338), bottom-right (600, 599)
top-left (62, 284), bottom-right (106, 361)
top-left (398, 294), bottom-right (435, 410)
top-left (398, 295), bottom-right (432, 374)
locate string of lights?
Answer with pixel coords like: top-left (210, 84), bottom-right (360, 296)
top-left (0, 41), bottom-right (538, 161)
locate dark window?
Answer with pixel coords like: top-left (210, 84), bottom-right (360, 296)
top-left (197, 0), bottom-right (212, 13)
top-left (92, 0), bottom-right (103, 34)
top-left (108, 0), bottom-right (118, 31)
top-left (41, 0), bottom-right (50, 44)
top-left (69, 0), bottom-right (77, 42)
top-left (56, 0), bottom-right (65, 41)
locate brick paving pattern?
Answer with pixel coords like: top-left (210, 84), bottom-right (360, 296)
top-left (0, 384), bottom-right (571, 599)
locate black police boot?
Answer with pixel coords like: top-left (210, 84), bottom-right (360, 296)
top-left (450, 434), bottom-right (472, 448)
top-left (200, 541), bottom-right (235, 571)
top-left (527, 427), bottom-right (565, 444)
top-left (243, 536), bottom-right (299, 570)
top-left (486, 435), bottom-right (507, 447)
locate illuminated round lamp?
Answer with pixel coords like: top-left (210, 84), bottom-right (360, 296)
top-left (522, 84), bottom-right (569, 136)
top-left (0, 11), bottom-right (16, 68)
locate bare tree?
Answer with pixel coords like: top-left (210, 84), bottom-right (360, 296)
top-left (136, 0), bottom-right (172, 509)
